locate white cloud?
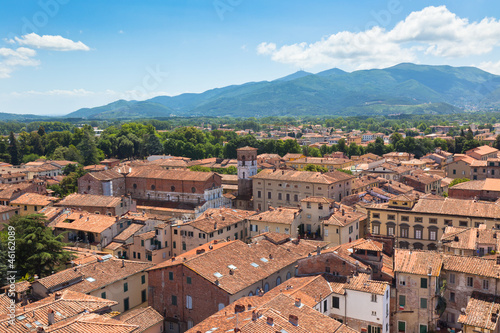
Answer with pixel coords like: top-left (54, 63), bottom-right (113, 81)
top-left (257, 6), bottom-right (500, 70)
top-left (15, 33), bottom-right (90, 51)
top-left (0, 47), bottom-right (39, 78)
top-left (478, 60), bottom-right (500, 75)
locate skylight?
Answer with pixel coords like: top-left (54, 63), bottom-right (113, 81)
top-left (228, 264), bottom-right (237, 270)
top-left (250, 262), bottom-right (259, 267)
top-left (260, 258), bottom-right (269, 263)
top-left (86, 277), bottom-right (96, 282)
top-left (214, 272), bottom-right (223, 278)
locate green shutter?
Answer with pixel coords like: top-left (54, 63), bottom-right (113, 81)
top-left (398, 321), bottom-right (406, 332)
top-left (420, 278), bottom-right (428, 288)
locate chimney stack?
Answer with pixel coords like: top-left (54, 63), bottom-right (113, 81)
top-left (266, 317), bottom-right (274, 326)
top-left (48, 309), bottom-right (55, 326)
top-left (294, 298), bottom-right (301, 307)
top-left (54, 292), bottom-right (62, 300)
top-left (234, 304), bottom-right (245, 313)
top-left (289, 314), bottom-right (299, 326)
top-left (252, 310), bottom-right (258, 321)
top-left (121, 259), bottom-right (125, 268)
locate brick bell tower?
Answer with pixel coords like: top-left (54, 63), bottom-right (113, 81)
top-left (236, 146), bottom-right (258, 207)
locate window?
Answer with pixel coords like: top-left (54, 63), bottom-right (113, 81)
top-left (388, 214), bottom-right (395, 220)
top-left (420, 278), bottom-right (427, 289)
top-left (449, 273), bottom-right (455, 284)
top-left (141, 275), bottom-right (146, 284)
top-left (187, 276), bottom-right (192, 284)
top-left (401, 216), bottom-right (409, 222)
top-left (101, 292), bottom-right (106, 299)
top-left (169, 272), bottom-right (174, 281)
top-left (459, 220), bottom-right (468, 227)
top-left (286, 194), bottom-right (290, 201)
top-left (415, 229), bottom-right (422, 239)
top-left (124, 297), bottom-right (129, 311)
top-left (191, 187), bottom-right (196, 193)
top-left (170, 185), bottom-right (176, 191)
top-left (429, 218), bottom-right (437, 224)
top-left (399, 295), bottom-right (406, 308)
top-left (151, 184), bottom-right (156, 190)
top-left (449, 292), bottom-right (455, 303)
top-left (398, 321), bottom-right (406, 333)
top-left (399, 276), bottom-right (406, 286)
top-left (420, 298), bottom-right (427, 309)
top-left (372, 225), bottom-right (380, 235)
top-left (141, 240), bottom-right (144, 247)
top-left (388, 226), bottom-right (395, 236)
top-left (278, 193), bottom-right (282, 200)
top-left (124, 282), bottom-right (128, 292)
top-left (372, 213), bottom-right (380, 218)
top-left (371, 294), bottom-right (377, 302)
top-left (483, 280), bottom-right (489, 290)
top-left (429, 230), bottom-right (437, 241)
top-left (173, 241), bottom-right (176, 249)
top-left (332, 296), bottom-right (340, 309)
top-left (142, 289), bottom-right (147, 303)
top-left (257, 191), bottom-right (261, 198)
top-left (172, 295), bottom-right (177, 305)
top-left (414, 217), bottom-right (423, 223)
top-left (467, 277), bottom-right (473, 287)
top-left (323, 299), bottom-right (328, 313)
top-left (444, 219), bottom-right (452, 226)
top-left (186, 295), bottom-right (193, 309)
top-left (182, 242), bottom-right (186, 251)
top-left (218, 303), bottom-right (225, 311)
top-left (294, 194), bottom-right (298, 202)
top-left (133, 183), bottom-right (137, 189)
top-left (267, 192), bottom-right (272, 199)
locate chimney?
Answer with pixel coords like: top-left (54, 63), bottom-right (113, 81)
top-left (121, 259), bottom-right (125, 268)
top-left (247, 304), bottom-right (252, 311)
top-left (295, 298), bottom-right (301, 307)
top-left (266, 317), bottom-right (274, 326)
top-left (229, 269), bottom-right (234, 275)
top-left (54, 292), bottom-right (62, 300)
top-left (196, 249), bottom-right (206, 255)
top-left (214, 222), bottom-right (218, 230)
top-left (269, 254), bottom-right (273, 260)
top-left (316, 246), bottom-right (321, 255)
top-left (289, 314), bottom-right (299, 326)
top-left (496, 255), bottom-right (500, 265)
top-left (258, 289), bottom-right (264, 297)
top-left (282, 170), bottom-right (285, 175)
top-left (214, 240), bottom-right (218, 245)
top-left (252, 310), bottom-right (258, 321)
top-left (234, 304), bottom-right (245, 313)
top-left (342, 209), bottom-right (345, 216)
top-left (48, 309), bottom-right (55, 326)
top-left (36, 328), bottom-right (45, 333)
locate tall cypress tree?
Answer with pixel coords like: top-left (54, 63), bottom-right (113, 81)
top-left (8, 132), bottom-right (19, 165)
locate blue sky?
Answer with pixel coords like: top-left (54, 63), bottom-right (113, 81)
top-left (1, 0), bottom-right (500, 115)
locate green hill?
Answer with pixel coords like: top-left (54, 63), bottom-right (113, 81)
top-left (65, 63), bottom-right (500, 119)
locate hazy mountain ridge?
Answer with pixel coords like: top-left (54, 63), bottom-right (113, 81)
top-left (57, 63), bottom-right (500, 119)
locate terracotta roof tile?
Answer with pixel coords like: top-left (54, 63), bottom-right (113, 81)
top-left (56, 193), bottom-right (122, 208)
top-left (458, 291), bottom-right (500, 330)
top-left (10, 193), bottom-right (58, 206)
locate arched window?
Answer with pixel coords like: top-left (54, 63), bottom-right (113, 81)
top-left (151, 184), bottom-right (155, 190)
top-left (191, 187), bottom-right (196, 193)
top-left (218, 303), bottom-right (225, 311)
top-left (133, 183), bottom-right (137, 189)
top-left (276, 276), bottom-right (281, 286)
top-left (171, 186), bottom-right (175, 192)
top-left (248, 291), bottom-right (253, 296)
top-left (286, 272), bottom-right (291, 280)
top-left (186, 295), bottom-right (192, 309)
top-left (187, 319), bottom-right (194, 329)
top-left (264, 283), bottom-right (269, 292)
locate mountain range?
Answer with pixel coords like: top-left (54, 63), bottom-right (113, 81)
top-left (10, 63), bottom-right (500, 120)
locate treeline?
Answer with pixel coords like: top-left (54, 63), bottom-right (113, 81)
top-left (1, 115), bottom-right (499, 166)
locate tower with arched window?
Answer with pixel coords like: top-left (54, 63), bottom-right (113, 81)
top-left (236, 146), bottom-right (258, 209)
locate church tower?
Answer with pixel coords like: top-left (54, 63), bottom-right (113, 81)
top-left (237, 146), bottom-right (258, 198)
